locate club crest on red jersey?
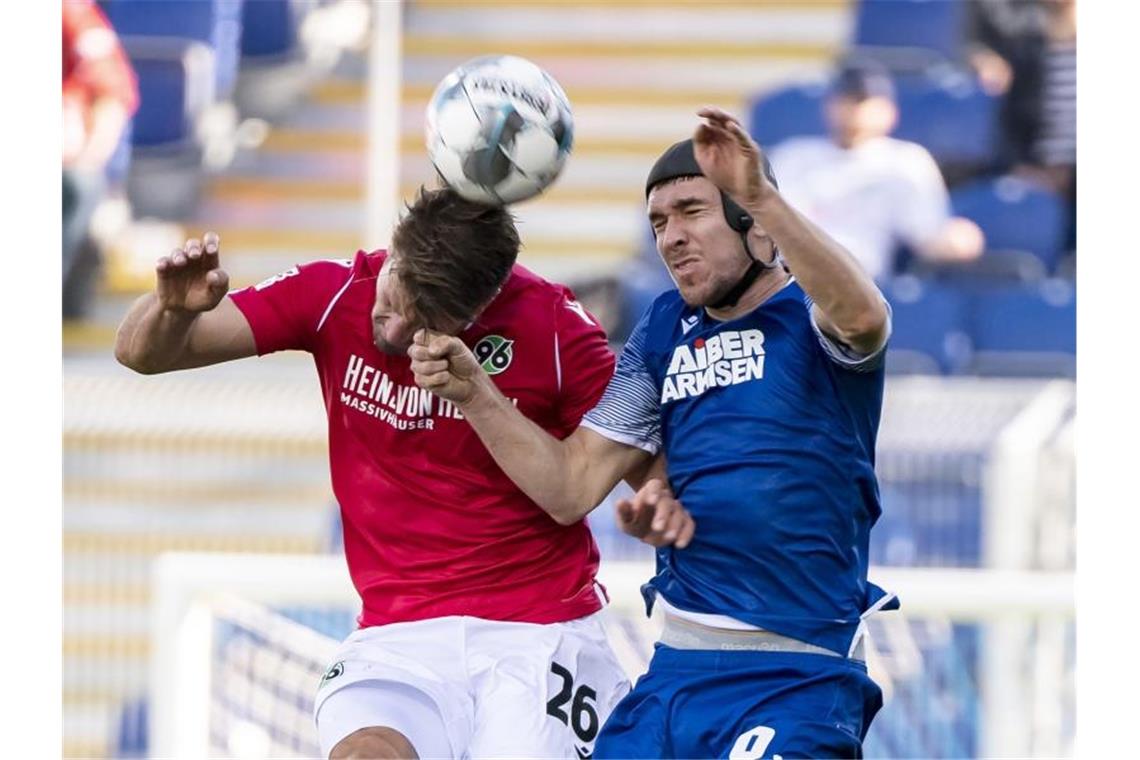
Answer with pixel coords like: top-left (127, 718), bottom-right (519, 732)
top-left (473, 335), bottom-right (515, 375)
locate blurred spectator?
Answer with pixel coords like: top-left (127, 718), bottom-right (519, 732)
top-left (63, 0), bottom-right (138, 317)
top-left (767, 60), bottom-right (985, 282)
top-left (965, 0), bottom-right (1075, 245)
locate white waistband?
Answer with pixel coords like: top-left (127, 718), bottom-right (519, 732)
top-left (655, 596), bottom-right (763, 631)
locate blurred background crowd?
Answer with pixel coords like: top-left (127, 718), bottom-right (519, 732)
top-left (61, 1), bottom-right (1076, 758)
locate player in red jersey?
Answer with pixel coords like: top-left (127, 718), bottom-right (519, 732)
top-left (114, 189), bottom-right (687, 759)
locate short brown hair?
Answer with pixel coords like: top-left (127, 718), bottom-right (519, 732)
top-left (390, 187), bottom-right (520, 329)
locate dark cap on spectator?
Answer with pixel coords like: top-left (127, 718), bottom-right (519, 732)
top-left (830, 59), bottom-right (895, 101)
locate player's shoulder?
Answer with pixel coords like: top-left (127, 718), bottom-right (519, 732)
top-left (635, 288), bottom-right (689, 340)
top-left (349, 248), bottom-right (386, 276)
top-left (492, 263), bottom-right (576, 318)
top-left (280, 250), bottom-right (364, 281)
top-left (309, 249), bottom-right (380, 292)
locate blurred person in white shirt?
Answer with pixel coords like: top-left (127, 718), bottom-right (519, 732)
top-left (768, 61), bottom-right (984, 282)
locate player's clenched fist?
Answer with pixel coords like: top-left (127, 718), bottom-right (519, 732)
top-left (408, 329), bottom-right (486, 405)
top-left (155, 231), bottom-right (230, 313)
top-left (616, 478), bottom-right (695, 549)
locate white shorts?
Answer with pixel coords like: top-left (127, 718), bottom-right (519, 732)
top-left (313, 612), bottom-right (631, 759)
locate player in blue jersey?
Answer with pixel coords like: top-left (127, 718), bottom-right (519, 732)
top-left (410, 106), bottom-right (895, 758)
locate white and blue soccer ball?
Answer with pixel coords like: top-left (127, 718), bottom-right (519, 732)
top-left (425, 55), bottom-right (574, 205)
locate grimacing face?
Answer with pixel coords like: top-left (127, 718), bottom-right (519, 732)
top-left (370, 256), bottom-right (467, 355)
top-left (647, 177), bottom-right (753, 308)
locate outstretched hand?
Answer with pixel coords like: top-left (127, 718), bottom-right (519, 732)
top-left (155, 231), bottom-right (230, 314)
top-left (408, 329), bottom-right (486, 405)
top-left (693, 107), bottom-right (775, 207)
top-left (616, 478), bottom-right (695, 549)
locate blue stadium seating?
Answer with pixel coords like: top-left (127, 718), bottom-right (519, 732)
top-left (241, 0), bottom-right (300, 59)
top-left (967, 280), bottom-right (1076, 377)
top-left (893, 75), bottom-right (1000, 172)
top-left (751, 72), bottom-right (998, 173)
top-left (114, 696), bottom-right (148, 758)
top-left (747, 83), bottom-right (828, 149)
top-left (119, 35), bottom-right (215, 217)
top-left (952, 175), bottom-right (1068, 274)
top-left (104, 122), bottom-right (134, 185)
top-left (119, 35), bottom-right (214, 148)
top-left (884, 276), bottom-right (971, 374)
top-left (100, 0), bottom-right (243, 99)
top-left (852, 0), bottom-right (966, 65)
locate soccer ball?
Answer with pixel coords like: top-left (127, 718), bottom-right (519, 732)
top-left (425, 55), bottom-right (574, 205)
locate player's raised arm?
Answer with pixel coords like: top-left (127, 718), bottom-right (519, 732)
top-left (409, 329), bottom-right (652, 525)
top-left (694, 107), bottom-right (890, 356)
top-left (114, 232), bottom-right (256, 374)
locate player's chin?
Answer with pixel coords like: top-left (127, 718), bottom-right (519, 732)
top-left (676, 280), bottom-right (713, 308)
top-left (373, 335), bottom-right (411, 356)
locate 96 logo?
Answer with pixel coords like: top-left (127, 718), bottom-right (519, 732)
top-left (473, 335), bottom-right (515, 375)
top-left (546, 661), bottom-right (599, 759)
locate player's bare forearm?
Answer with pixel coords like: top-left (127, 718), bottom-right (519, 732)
top-left (116, 234), bottom-right (256, 373)
top-left (115, 293), bottom-right (255, 374)
top-left (411, 330), bottom-right (651, 522)
top-left (115, 292), bottom-right (198, 374)
top-left (460, 379), bottom-right (647, 525)
top-left (624, 454), bottom-right (668, 493)
top-left (747, 192), bottom-right (888, 353)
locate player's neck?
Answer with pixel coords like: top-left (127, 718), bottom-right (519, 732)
top-left (705, 268), bottom-right (792, 322)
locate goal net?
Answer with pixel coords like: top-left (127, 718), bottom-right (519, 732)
top-left (151, 553), bottom-right (1073, 759)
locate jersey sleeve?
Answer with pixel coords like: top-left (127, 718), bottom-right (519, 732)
top-left (551, 289), bottom-right (618, 436)
top-left (580, 312), bottom-right (662, 454)
top-left (805, 293), bottom-right (893, 373)
top-left (228, 258), bottom-right (355, 355)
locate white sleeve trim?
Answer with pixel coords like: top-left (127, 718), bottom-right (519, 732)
top-left (316, 270), bottom-right (356, 333)
top-left (580, 315), bottom-right (663, 454)
top-left (579, 419), bottom-right (660, 455)
top-left (553, 330), bottom-right (563, 394)
top-left (809, 299), bottom-right (892, 372)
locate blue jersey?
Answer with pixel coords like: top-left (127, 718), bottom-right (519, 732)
top-left (583, 278), bottom-right (896, 656)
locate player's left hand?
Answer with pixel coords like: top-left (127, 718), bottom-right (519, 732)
top-left (616, 478), bottom-right (695, 549)
top-left (693, 106), bottom-right (776, 206)
top-left (409, 329), bottom-right (487, 405)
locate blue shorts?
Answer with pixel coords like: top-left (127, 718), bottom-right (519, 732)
top-left (594, 644), bottom-right (882, 759)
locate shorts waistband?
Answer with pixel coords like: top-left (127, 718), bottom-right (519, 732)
top-left (660, 612), bottom-right (865, 662)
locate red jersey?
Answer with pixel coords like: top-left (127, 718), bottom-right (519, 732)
top-left (229, 251), bottom-right (616, 626)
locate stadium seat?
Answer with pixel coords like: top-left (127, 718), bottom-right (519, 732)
top-left (883, 276), bottom-right (971, 375)
top-left (851, 0), bottom-right (966, 69)
top-left (103, 122), bottom-right (134, 186)
top-left (100, 0), bottom-right (244, 100)
top-left (114, 696), bottom-right (148, 758)
top-left (951, 175), bottom-right (1068, 275)
top-left (901, 246), bottom-right (1049, 292)
top-left (120, 36), bottom-right (215, 148)
top-left (241, 0), bottom-right (300, 59)
top-left (119, 35), bottom-right (214, 217)
top-left (747, 83), bottom-right (828, 149)
top-left (232, 0), bottom-right (320, 120)
top-left (893, 74), bottom-right (1000, 175)
top-left (967, 280), bottom-right (1076, 377)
